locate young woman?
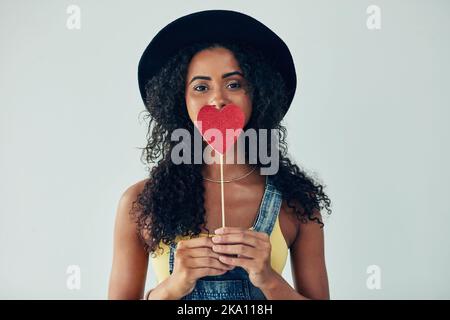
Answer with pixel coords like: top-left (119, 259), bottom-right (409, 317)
top-left (108, 10), bottom-right (332, 300)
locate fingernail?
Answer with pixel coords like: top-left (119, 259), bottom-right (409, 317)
top-left (215, 228), bottom-right (224, 234)
top-left (212, 236), bottom-right (221, 243)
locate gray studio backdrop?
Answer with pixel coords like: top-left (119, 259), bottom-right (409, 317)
top-left (1, 0), bottom-right (449, 299)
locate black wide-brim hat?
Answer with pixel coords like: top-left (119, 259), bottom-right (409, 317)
top-left (138, 9), bottom-right (297, 117)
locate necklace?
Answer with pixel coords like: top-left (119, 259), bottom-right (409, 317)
top-left (203, 166), bottom-right (257, 183)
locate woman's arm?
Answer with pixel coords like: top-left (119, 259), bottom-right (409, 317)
top-left (259, 209), bottom-right (330, 300)
top-left (108, 181), bottom-right (149, 299)
top-left (290, 209), bottom-right (330, 299)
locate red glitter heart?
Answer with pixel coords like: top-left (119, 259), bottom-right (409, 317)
top-left (195, 104), bottom-right (245, 155)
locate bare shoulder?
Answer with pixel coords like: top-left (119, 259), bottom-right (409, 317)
top-left (279, 199), bottom-right (324, 248)
top-left (279, 200), bottom-right (301, 248)
top-left (114, 178), bottom-right (151, 239)
top-left (121, 178), bottom-right (150, 204)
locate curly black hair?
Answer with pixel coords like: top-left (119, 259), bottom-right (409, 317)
top-left (130, 41), bottom-right (332, 257)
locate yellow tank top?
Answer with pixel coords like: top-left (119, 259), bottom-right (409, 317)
top-left (150, 214), bottom-right (288, 284)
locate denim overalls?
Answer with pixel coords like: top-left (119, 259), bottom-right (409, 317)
top-left (168, 175), bottom-right (283, 300)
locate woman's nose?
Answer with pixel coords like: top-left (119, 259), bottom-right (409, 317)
top-left (210, 91), bottom-right (230, 109)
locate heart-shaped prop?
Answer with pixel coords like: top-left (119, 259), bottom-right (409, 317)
top-left (195, 104), bottom-right (246, 229)
top-left (195, 104), bottom-right (245, 155)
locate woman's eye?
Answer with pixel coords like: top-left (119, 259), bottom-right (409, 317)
top-left (227, 82), bottom-right (241, 89)
top-left (194, 85), bottom-right (208, 92)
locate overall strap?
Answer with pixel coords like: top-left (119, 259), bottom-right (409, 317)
top-left (251, 175), bottom-right (283, 236)
top-left (169, 241), bottom-right (177, 275)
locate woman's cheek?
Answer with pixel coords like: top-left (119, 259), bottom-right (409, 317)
top-left (185, 104), bottom-right (197, 123)
top-left (185, 96), bottom-right (201, 122)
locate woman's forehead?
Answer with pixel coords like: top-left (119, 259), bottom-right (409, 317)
top-left (187, 47), bottom-right (242, 76)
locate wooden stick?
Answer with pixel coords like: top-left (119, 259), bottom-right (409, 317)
top-left (220, 153), bottom-right (225, 228)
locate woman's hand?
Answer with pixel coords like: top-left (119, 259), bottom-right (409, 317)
top-left (168, 236), bottom-right (236, 298)
top-left (211, 227), bottom-right (277, 289)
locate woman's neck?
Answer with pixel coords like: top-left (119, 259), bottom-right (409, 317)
top-left (201, 143), bottom-right (256, 181)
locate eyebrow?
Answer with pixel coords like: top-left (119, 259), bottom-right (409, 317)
top-left (188, 71), bottom-right (244, 85)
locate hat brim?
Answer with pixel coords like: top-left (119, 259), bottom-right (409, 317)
top-left (138, 9), bottom-right (297, 117)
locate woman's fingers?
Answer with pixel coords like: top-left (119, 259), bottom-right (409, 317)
top-left (188, 247), bottom-right (220, 259)
top-left (218, 255), bottom-right (253, 270)
top-left (215, 227), bottom-right (269, 241)
top-left (187, 257), bottom-right (234, 270)
top-left (210, 228), bottom-right (272, 263)
top-left (177, 236), bottom-right (214, 249)
top-left (212, 244), bottom-right (255, 258)
top-left (212, 232), bottom-right (262, 248)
